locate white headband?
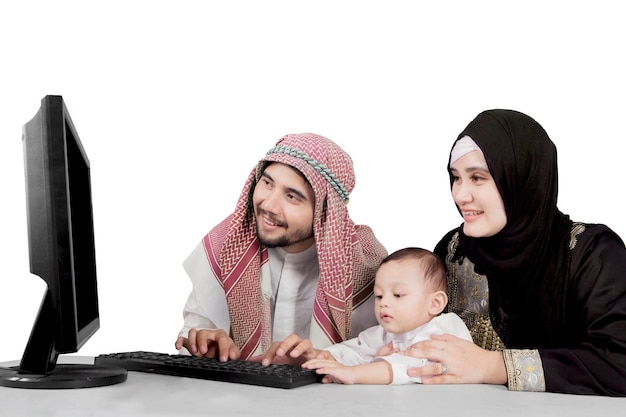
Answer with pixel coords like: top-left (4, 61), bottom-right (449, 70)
top-left (450, 135), bottom-right (483, 167)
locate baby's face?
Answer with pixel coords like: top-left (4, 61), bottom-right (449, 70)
top-left (373, 260), bottom-right (436, 334)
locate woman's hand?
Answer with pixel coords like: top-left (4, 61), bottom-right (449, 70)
top-left (404, 334), bottom-right (507, 385)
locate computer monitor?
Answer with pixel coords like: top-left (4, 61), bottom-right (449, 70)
top-left (0, 95), bottom-right (127, 389)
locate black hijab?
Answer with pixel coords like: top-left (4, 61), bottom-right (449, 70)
top-left (450, 109), bottom-right (573, 348)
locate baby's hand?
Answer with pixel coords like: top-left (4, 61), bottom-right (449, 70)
top-left (375, 341), bottom-right (397, 357)
top-left (302, 358), bottom-right (356, 384)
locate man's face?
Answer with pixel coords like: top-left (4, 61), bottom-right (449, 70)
top-left (252, 162), bottom-right (316, 253)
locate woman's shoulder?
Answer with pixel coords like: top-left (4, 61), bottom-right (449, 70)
top-left (565, 222), bottom-right (626, 313)
top-left (434, 227), bottom-right (462, 259)
top-left (569, 222), bottom-right (625, 252)
top-left (567, 222), bottom-right (626, 277)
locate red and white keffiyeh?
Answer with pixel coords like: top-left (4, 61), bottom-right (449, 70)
top-left (203, 133), bottom-right (387, 359)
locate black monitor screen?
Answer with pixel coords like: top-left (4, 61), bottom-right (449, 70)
top-left (0, 95), bottom-right (126, 389)
top-left (62, 114), bottom-right (99, 348)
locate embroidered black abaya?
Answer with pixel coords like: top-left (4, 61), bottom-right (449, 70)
top-left (435, 109), bottom-right (626, 396)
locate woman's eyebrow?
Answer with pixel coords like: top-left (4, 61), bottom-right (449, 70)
top-left (451, 166), bottom-right (490, 174)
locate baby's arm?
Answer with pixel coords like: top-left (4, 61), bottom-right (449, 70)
top-left (302, 358), bottom-right (392, 384)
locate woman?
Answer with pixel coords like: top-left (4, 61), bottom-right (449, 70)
top-left (406, 109), bottom-right (626, 396)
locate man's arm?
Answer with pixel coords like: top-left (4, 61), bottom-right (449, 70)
top-left (176, 241), bottom-right (235, 359)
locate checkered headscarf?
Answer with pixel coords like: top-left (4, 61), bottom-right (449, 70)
top-left (203, 133), bottom-right (387, 359)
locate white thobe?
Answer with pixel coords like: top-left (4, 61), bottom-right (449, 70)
top-left (178, 241), bottom-right (377, 356)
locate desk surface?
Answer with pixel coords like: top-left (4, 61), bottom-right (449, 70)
top-left (1, 356), bottom-right (625, 417)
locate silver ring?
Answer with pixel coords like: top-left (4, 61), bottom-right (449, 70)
top-left (441, 364), bottom-right (449, 375)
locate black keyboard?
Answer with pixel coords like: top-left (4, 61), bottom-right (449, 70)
top-left (95, 351), bottom-right (321, 389)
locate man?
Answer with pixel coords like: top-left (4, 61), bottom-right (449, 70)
top-left (175, 133), bottom-right (387, 365)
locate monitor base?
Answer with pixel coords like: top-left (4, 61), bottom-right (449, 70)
top-left (0, 363), bottom-right (127, 389)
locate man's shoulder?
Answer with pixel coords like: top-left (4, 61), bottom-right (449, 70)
top-left (204, 215), bottom-right (237, 252)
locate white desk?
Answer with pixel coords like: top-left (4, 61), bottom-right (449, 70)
top-left (1, 357), bottom-right (625, 417)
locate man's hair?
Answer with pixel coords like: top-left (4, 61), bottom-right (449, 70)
top-left (380, 247), bottom-right (447, 292)
top-left (257, 161), bottom-right (310, 185)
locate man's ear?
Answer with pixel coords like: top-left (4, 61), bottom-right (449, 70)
top-left (428, 290), bottom-right (448, 316)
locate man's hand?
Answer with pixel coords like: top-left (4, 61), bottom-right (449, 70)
top-left (250, 334), bottom-right (330, 366)
top-left (175, 329), bottom-right (240, 362)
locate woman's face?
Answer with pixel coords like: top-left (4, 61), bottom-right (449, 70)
top-left (450, 150), bottom-right (507, 237)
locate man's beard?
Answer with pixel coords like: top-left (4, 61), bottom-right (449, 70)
top-left (254, 217), bottom-right (314, 249)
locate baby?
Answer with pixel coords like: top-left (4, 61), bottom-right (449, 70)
top-left (302, 247), bottom-right (472, 384)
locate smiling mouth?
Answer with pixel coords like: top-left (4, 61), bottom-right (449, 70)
top-left (262, 216), bottom-right (280, 227)
top-left (257, 209), bottom-right (285, 228)
top-left (462, 210), bottom-right (483, 216)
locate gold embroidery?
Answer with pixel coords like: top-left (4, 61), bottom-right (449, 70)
top-left (503, 349), bottom-right (545, 392)
top-left (569, 222), bottom-right (585, 250)
top-left (445, 232), bottom-right (504, 351)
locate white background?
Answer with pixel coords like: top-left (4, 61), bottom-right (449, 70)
top-left (1, 1), bottom-right (624, 362)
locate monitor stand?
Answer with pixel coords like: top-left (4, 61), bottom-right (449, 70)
top-left (0, 291), bottom-right (127, 389)
top-left (0, 362), bottom-right (127, 389)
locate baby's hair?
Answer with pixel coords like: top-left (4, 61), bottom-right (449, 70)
top-left (380, 247), bottom-right (447, 292)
